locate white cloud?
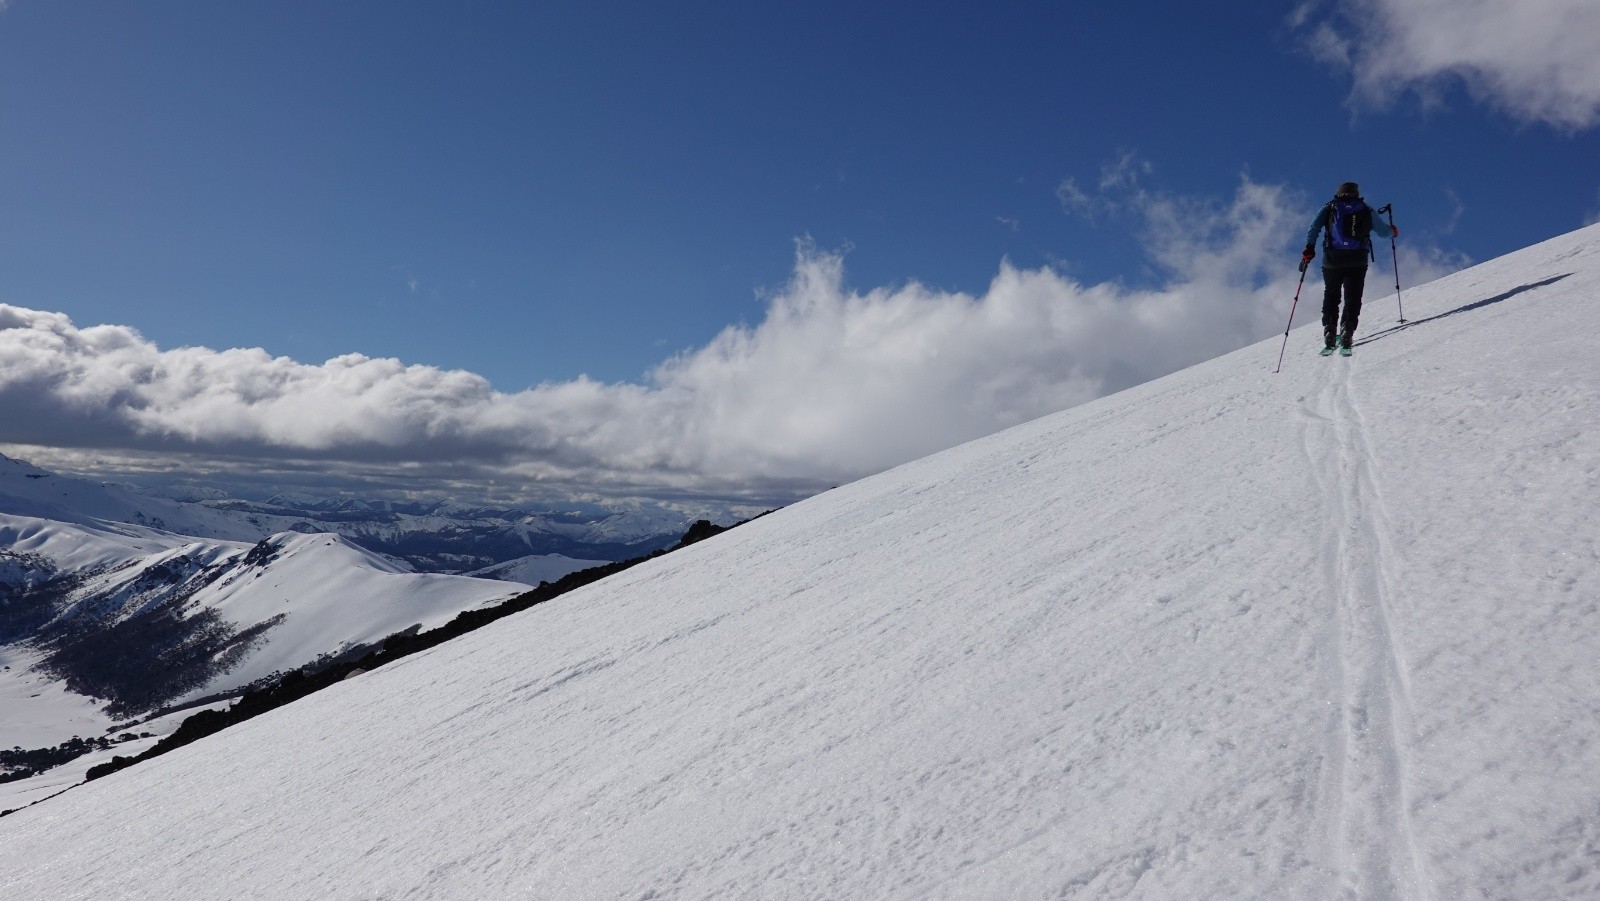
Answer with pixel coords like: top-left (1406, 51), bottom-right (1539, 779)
top-left (0, 178), bottom-right (1465, 505)
top-left (1298, 0), bottom-right (1600, 129)
top-left (1059, 151), bottom-right (1157, 221)
top-left (1055, 176), bottom-right (1096, 217)
top-left (1441, 187), bottom-right (1465, 234)
top-left (1286, 1), bottom-right (1319, 30)
top-left (1098, 151), bottom-right (1153, 192)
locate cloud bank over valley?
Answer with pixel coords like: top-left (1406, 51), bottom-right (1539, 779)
top-left (1, 179), bottom-right (1462, 506)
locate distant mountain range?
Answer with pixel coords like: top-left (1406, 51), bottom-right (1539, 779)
top-left (0, 452), bottom-right (705, 777)
top-left (184, 493), bottom-right (694, 572)
top-left (0, 453), bottom-right (696, 573)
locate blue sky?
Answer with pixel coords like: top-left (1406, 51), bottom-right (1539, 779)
top-left (1, 0), bottom-right (1598, 508)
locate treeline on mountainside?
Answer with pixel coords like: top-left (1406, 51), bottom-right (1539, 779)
top-left (46, 604), bottom-right (285, 719)
top-left (76, 517), bottom-right (753, 786)
top-left (2, 733), bottom-right (149, 786)
top-left (10, 543), bottom-right (287, 719)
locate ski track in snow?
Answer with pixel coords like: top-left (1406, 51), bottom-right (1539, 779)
top-left (1301, 356), bottom-right (1428, 900)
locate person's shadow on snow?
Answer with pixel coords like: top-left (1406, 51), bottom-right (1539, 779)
top-left (1356, 272), bottom-right (1574, 347)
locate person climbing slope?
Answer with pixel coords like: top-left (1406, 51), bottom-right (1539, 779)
top-left (1302, 181), bottom-right (1397, 356)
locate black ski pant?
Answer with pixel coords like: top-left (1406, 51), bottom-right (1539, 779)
top-left (1321, 266), bottom-right (1367, 338)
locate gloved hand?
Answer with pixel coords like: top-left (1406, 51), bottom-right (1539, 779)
top-left (1301, 246), bottom-right (1315, 263)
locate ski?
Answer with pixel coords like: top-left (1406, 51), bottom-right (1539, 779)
top-left (1320, 345), bottom-right (1336, 356)
top-left (1338, 345), bottom-right (1352, 357)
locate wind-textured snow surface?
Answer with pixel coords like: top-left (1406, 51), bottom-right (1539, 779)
top-left (2, 226), bottom-right (1597, 899)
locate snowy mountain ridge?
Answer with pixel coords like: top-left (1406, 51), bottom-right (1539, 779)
top-left (465, 553), bottom-right (612, 585)
top-left (0, 453), bottom-right (259, 541)
top-left (1, 514), bottom-right (527, 749)
top-left (0, 448), bottom-right (695, 787)
top-left (2, 454), bottom-right (699, 571)
top-left (1, 224), bottom-right (1597, 898)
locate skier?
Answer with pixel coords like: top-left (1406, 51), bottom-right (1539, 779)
top-left (1301, 182), bottom-right (1397, 355)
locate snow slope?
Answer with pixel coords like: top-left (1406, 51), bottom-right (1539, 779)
top-left (0, 455), bottom-right (264, 540)
top-left (0, 646), bottom-right (109, 749)
top-left (2, 225), bottom-right (1597, 898)
top-left (144, 531), bottom-right (532, 697)
top-left (1, 519), bottom-right (527, 748)
top-left (0, 510), bottom-right (178, 576)
top-left (0, 699), bottom-right (231, 814)
top-left (466, 552), bottom-right (610, 585)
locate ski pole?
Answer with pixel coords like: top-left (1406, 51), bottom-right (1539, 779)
top-left (1274, 259), bottom-right (1310, 373)
top-left (1378, 203), bottom-right (1404, 323)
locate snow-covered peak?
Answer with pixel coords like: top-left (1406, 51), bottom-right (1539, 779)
top-left (3, 224), bottom-right (1598, 897)
top-left (0, 519), bottom-right (529, 751)
top-left (0, 452), bottom-right (45, 472)
top-left (592, 509), bottom-right (687, 539)
top-left (174, 531), bottom-right (526, 696)
top-left (465, 553), bottom-right (610, 585)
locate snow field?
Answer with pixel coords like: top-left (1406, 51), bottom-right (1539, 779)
top-left (0, 224), bottom-right (1597, 899)
top-left (0, 647), bottom-right (114, 750)
top-left (0, 700), bottom-right (233, 814)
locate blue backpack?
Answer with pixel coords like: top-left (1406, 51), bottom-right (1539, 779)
top-left (1326, 198), bottom-right (1373, 252)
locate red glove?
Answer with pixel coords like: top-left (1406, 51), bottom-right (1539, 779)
top-left (1301, 246), bottom-right (1315, 263)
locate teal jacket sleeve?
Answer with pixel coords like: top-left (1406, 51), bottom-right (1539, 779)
top-left (1305, 205), bottom-right (1329, 249)
top-left (1370, 212), bottom-right (1395, 240)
